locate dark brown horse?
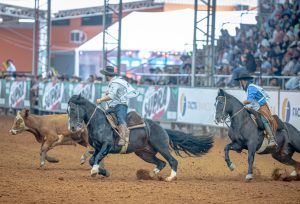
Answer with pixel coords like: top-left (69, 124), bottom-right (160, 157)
top-left (67, 94), bottom-right (213, 181)
top-left (215, 89), bottom-right (300, 181)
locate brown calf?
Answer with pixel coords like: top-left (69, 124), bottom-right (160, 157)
top-left (9, 109), bottom-right (92, 167)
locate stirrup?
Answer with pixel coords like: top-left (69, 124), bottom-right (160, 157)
top-left (267, 139), bottom-right (277, 148)
top-left (118, 139), bottom-right (126, 146)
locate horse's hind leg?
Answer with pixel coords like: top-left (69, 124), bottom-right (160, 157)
top-left (157, 148), bottom-right (178, 182)
top-left (272, 150), bottom-right (300, 177)
top-left (135, 151), bottom-right (166, 177)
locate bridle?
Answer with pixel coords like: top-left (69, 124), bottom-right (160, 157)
top-left (215, 95), bottom-right (245, 127)
top-left (68, 102), bottom-right (107, 129)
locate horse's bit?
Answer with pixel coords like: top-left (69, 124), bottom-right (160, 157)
top-left (215, 95), bottom-right (244, 127)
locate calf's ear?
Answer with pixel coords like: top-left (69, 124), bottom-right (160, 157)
top-left (21, 109), bottom-right (30, 118)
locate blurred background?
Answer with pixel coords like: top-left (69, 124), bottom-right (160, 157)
top-left (0, 0), bottom-right (299, 132)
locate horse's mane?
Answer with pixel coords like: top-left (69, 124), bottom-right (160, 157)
top-left (224, 91), bottom-right (244, 106)
top-left (69, 94), bottom-right (95, 107)
top-left (220, 89), bottom-right (244, 107)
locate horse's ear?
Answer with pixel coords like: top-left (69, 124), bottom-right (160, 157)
top-left (218, 88), bottom-right (225, 96)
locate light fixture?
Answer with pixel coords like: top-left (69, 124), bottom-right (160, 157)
top-left (18, 19), bottom-right (35, 23)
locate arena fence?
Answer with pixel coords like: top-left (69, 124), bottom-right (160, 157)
top-left (0, 79), bottom-right (299, 130)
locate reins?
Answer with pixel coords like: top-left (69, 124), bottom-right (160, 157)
top-left (216, 95), bottom-right (245, 127)
top-left (86, 104), bottom-right (108, 127)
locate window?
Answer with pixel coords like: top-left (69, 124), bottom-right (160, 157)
top-left (81, 14), bottom-right (112, 26)
top-left (70, 30), bottom-right (87, 44)
top-left (52, 19), bottom-right (70, 26)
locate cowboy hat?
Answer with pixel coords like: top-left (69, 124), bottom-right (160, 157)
top-left (100, 66), bottom-right (118, 76)
top-left (234, 69), bottom-right (254, 81)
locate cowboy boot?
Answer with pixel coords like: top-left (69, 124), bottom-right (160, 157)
top-left (264, 122), bottom-right (277, 147)
top-left (117, 124), bottom-right (129, 146)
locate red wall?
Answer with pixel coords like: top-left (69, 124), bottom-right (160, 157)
top-left (0, 5), bottom-right (166, 73)
top-left (0, 28), bottom-right (33, 73)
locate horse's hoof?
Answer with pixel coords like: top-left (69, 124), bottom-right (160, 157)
top-left (91, 165), bottom-right (99, 177)
top-left (229, 163), bottom-right (236, 171)
top-left (40, 162), bottom-right (45, 168)
top-left (149, 171), bottom-right (157, 178)
top-left (245, 174), bottom-right (253, 181)
top-left (290, 170), bottom-right (297, 177)
top-left (51, 159), bottom-right (59, 163)
top-left (165, 176), bottom-right (177, 182)
top-left (98, 169), bottom-right (110, 177)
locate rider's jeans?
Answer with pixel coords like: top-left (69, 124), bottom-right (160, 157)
top-left (108, 104), bottom-right (128, 125)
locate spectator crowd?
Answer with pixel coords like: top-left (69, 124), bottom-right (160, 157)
top-left (1, 0), bottom-right (299, 90)
top-left (216, 0), bottom-right (300, 90)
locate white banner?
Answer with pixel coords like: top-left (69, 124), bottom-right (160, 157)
top-left (279, 91), bottom-right (300, 130)
top-left (226, 89), bottom-right (279, 115)
top-left (177, 88), bottom-right (281, 126)
top-left (177, 88), bottom-right (218, 125)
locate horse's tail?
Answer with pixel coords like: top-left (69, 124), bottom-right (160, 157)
top-left (165, 129), bottom-right (214, 157)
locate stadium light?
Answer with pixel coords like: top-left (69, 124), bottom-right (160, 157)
top-left (18, 19), bottom-right (35, 23)
top-left (0, 18), bottom-right (2, 23)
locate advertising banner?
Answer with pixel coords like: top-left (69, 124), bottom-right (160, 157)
top-left (177, 88), bottom-right (218, 125)
top-left (69, 82), bottom-right (102, 104)
top-left (0, 80), bottom-right (5, 106)
top-left (5, 80), bottom-right (30, 109)
top-left (279, 91), bottom-right (300, 130)
top-left (129, 86), bottom-right (177, 121)
top-left (39, 81), bottom-right (67, 112)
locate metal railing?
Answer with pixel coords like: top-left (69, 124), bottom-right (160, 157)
top-left (134, 73), bottom-right (298, 90)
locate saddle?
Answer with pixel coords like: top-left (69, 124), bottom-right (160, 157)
top-left (246, 109), bottom-right (285, 131)
top-left (105, 111), bottom-right (146, 154)
top-left (106, 111), bottom-right (145, 130)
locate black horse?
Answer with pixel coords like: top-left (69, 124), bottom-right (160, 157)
top-left (215, 89), bottom-right (300, 181)
top-left (67, 94), bottom-right (213, 181)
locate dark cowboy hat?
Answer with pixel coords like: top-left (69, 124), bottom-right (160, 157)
top-left (100, 66), bottom-right (118, 76)
top-left (234, 69), bottom-right (254, 81)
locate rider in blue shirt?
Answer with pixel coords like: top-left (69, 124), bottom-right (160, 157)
top-left (234, 69), bottom-right (277, 147)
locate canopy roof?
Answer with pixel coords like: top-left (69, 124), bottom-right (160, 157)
top-left (77, 9), bottom-right (257, 52)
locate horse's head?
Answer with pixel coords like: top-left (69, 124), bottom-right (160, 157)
top-left (9, 109), bottom-right (30, 135)
top-left (214, 89), bottom-right (228, 124)
top-left (67, 94), bottom-right (85, 133)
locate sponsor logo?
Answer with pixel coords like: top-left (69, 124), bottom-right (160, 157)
top-left (142, 87), bottom-right (170, 120)
top-left (179, 91), bottom-right (198, 118)
top-left (281, 98), bottom-right (291, 122)
top-left (42, 82), bottom-right (64, 111)
top-left (9, 81), bottom-right (26, 108)
top-left (73, 83), bottom-right (95, 102)
top-left (179, 93), bottom-right (187, 117)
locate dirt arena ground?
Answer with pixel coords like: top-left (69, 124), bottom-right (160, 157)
top-left (0, 116), bottom-right (300, 204)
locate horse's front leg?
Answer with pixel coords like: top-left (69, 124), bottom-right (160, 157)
top-left (246, 145), bottom-right (256, 181)
top-left (91, 142), bottom-right (111, 177)
top-left (224, 143), bottom-right (235, 171)
top-left (224, 142), bottom-right (242, 171)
